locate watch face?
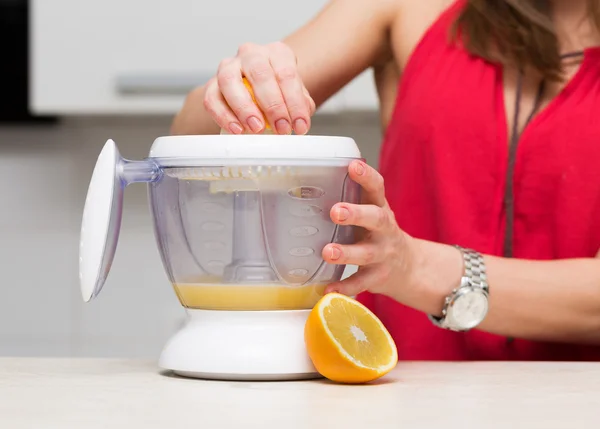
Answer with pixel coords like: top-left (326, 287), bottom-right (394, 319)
top-left (448, 289), bottom-right (488, 330)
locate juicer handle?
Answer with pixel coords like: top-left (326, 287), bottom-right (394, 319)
top-left (79, 139), bottom-right (161, 302)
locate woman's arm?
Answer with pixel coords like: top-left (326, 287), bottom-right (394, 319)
top-left (413, 240), bottom-right (600, 344)
top-left (322, 160), bottom-right (600, 346)
top-left (171, 0), bottom-right (398, 135)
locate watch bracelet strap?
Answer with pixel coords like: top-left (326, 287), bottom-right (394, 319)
top-left (428, 245), bottom-right (489, 330)
top-left (457, 245), bottom-right (489, 293)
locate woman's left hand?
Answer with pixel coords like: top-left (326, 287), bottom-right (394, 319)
top-left (322, 160), bottom-right (453, 313)
top-left (323, 163), bottom-right (600, 345)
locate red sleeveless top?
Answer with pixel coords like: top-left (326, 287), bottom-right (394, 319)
top-left (357, 0), bottom-right (600, 360)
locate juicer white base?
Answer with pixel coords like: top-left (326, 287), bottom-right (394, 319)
top-left (158, 309), bottom-right (321, 381)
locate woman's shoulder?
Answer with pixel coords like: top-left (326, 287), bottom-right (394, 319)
top-left (391, 0), bottom-right (460, 69)
top-left (372, 0), bottom-right (460, 128)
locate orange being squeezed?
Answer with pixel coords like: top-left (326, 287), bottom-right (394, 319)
top-left (242, 77), bottom-right (272, 131)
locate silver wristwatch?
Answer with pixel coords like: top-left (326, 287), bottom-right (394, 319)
top-left (428, 245), bottom-right (489, 332)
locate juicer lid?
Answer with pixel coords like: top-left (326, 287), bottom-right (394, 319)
top-left (148, 135), bottom-right (361, 164)
top-left (79, 139), bottom-right (124, 302)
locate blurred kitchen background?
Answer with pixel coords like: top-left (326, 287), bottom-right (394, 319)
top-left (0, 0), bottom-right (383, 358)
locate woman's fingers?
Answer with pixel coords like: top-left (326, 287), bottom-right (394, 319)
top-left (217, 57), bottom-right (266, 133)
top-left (203, 78), bottom-right (244, 134)
top-left (268, 42), bottom-right (310, 135)
top-left (348, 160), bottom-right (388, 207)
top-left (303, 86), bottom-right (317, 116)
top-left (204, 41), bottom-right (314, 135)
top-left (330, 202), bottom-right (393, 232)
top-left (239, 43), bottom-right (292, 135)
top-left (322, 242), bottom-right (381, 266)
top-left (324, 266), bottom-right (381, 297)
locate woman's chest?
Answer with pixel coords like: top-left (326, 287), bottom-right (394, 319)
top-left (382, 50), bottom-right (600, 257)
top-left (389, 49), bottom-right (600, 180)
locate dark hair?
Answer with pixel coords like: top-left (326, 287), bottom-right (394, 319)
top-left (452, 0), bottom-right (600, 80)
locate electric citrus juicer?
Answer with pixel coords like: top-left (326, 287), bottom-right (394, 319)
top-left (79, 134), bottom-right (362, 380)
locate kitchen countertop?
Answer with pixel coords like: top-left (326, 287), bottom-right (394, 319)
top-left (0, 358), bottom-right (598, 428)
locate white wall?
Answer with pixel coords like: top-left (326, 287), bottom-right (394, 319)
top-left (0, 113), bottom-right (382, 358)
top-left (31, 0), bottom-right (379, 115)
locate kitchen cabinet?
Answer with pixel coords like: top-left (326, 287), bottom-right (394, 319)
top-left (30, 0), bottom-right (379, 116)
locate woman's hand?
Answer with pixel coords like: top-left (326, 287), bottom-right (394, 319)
top-left (322, 160), bottom-right (414, 298)
top-left (322, 160), bottom-right (461, 314)
top-left (323, 162), bottom-right (600, 345)
top-left (203, 42), bottom-right (316, 135)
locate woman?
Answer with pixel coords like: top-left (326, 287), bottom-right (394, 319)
top-left (171, 0), bottom-right (600, 360)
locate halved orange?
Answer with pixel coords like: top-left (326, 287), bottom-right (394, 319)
top-left (304, 293), bottom-right (398, 384)
top-left (242, 77), bottom-right (271, 130)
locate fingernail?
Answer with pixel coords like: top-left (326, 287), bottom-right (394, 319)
top-left (247, 116), bottom-right (263, 133)
top-left (294, 118), bottom-right (308, 135)
top-left (229, 122), bottom-right (244, 134)
top-left (329, 246), bottom-right (341, 261)
top-left (336, 207), bottom-right (349, 222)
top-left (355, 162), bottom-right (365, 175)
top-left (275, 119), bottom-right (292, 135)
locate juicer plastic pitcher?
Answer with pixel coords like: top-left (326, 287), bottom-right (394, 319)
top-left (79, 135), bottom-right (362, 311)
